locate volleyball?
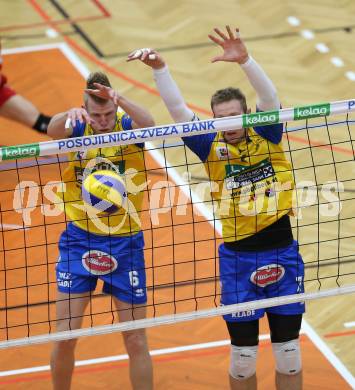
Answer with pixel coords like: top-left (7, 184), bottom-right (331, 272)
top-left (82, 169), bottom-right (127, 214)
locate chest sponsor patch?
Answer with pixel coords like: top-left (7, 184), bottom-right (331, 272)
top-left (250, 264), bottom-right (285, 287)
top-left (82, 250), bottom-right (118, 275)
top-left (225, 159), bottom-right (275, 190)
top-left (216, 146), bottom-right (231, 160)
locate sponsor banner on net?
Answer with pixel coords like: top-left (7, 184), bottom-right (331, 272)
top-left (242, 111), bottom-right (280, 127)
top-left (293, 103), bottom-right (330, 120)
top-left (1, 143), bottom-right (40, 160)
top-left (56, 121), bottom-right (217, 152)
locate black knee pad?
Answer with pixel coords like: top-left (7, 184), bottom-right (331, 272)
top-left (226, 320), bottom-right (259, 346)
top-left (267, 313), bottom-right (302, 343)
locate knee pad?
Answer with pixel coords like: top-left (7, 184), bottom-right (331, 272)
top-left (229, 345), bottom-right (258, 380)
top-left (272, 339), bottom-right (302, 375)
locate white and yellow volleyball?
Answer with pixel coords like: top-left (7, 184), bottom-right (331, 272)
top-left (82, 170), bottom-right (127, 214)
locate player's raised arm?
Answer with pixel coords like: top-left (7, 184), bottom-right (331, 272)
top-left (127, 48), bottom-right (196, 123)
top-left (85, 82), bottom-right (154, 129)
top-left (209, 26), bottom-right (280, 111)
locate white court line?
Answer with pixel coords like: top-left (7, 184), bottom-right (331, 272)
top-left (0, 224), bottom-right (28, 230)
top-left (302, 321), bottom-right (355, 388)
top-left (0, 334), bottom-right (273, 377)
top-left (1, 42), bottom-right (90, 80)
top-left (1, 43), bottom-right (69, 56)
top-left (1, 42), bottom-right (354, 387)
top-left (344, 321), bottom-right (355, 328)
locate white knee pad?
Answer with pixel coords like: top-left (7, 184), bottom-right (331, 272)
top-left (272, 339), bottom-right (302, 375)
top-left (229, 345), bottom-right (258, 380)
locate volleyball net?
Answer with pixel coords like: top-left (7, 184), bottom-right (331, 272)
top-left (0, 100), bottom-right (354, 348)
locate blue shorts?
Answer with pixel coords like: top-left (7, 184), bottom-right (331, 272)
top-left (219, 240), bottom-right (305, 322)
top-left (56, 223), bottom-right (147, 304)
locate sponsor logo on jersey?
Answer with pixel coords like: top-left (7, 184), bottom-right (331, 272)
top-left (250, 264), bottom-right (285, 287)
top-left (82, 250), bottom-right (118, 275)
top-left (231, 310), bottom-right (256, 318)
top-left (57, 270), bottom-right (73, 288)
top-left (216, 146), bottom-right (231, 160)
top-left (135, 288), bottom-right (145, 297)
top-left (225, 159), bottom-right (275, 190)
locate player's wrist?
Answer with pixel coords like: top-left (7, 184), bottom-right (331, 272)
top-left (112, 90), bottom-right (123, 105)
top-left (238, 54), bottom-right (251, 65)
top-left (153, 64), bottom-right (168, 74)
top-left (152, 61), bottom-right (166, 70)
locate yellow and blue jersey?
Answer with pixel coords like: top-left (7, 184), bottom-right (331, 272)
top-left (59, 111), bottom-right (146, 236)
top-left (183, 118), bottom-right (294, 242)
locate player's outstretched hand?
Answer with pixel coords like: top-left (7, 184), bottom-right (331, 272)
top-left (127, 48), bottom-right (166, 70)
top-left (208, 26), bottom-right (249, 64)
top-left (85, 83), bottom-right (121, 106)
top-left (66, 107), bottom-right (93, 128)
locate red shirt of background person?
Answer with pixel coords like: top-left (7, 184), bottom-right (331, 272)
top-left (0, 40), bottom-right (51, 133)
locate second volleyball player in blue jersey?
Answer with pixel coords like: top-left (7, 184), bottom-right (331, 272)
top-left (47, 72), bottom-right (154, 390)
top-left (130, 26), bottom-right (305, 390)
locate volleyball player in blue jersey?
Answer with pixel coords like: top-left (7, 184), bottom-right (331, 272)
top-left (48, 72), bottom-right (154, 390)
top-left (129, 26), bottom-right (304, 390)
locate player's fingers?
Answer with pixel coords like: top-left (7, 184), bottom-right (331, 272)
top-left (211, 55), bottom-right (223, 63)
top-left (131, 49), bottom-right (143, 59)
top-left (74, 109), bottom-right (83, 124)
top-left (66, 111), bottom-right (75, 128)
top-left (112, 91), bottom-right (120, 105)
top-left (65, 117), bottom-right (72, 130)
top-left (208, 34), bottom-right (224, 46)
top-left (127, 49), bottom-right (141, 62)
top-left (68, 110), bottom-right (79, 126)
top-left (84, 88), bottom-right (99, 95)
top-left (235, 28), bottom-right (241, 40)
top-left (141, 48), bottom-right (155, 61)
top-left (82, 110), bottom-right (92, 124)
top-left (226, 25), bottom-right (234, 40)
top-left (146, 48), bottom-right (158, 60)
top-left (93, 82), bottom-right (108, 90)
top-left (214, 27), bottom-right (228, 40)
top-left (127, 49), bottom-right (136, 58)
top-left (141, 48), bottom-right (150, 61)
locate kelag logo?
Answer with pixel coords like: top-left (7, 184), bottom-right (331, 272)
top-left (294, 103), bottom-right (330, 120)
top-left (242, 111), bottom-right (279, 127)
top-left (1, 143), bottom-right (40, 160)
